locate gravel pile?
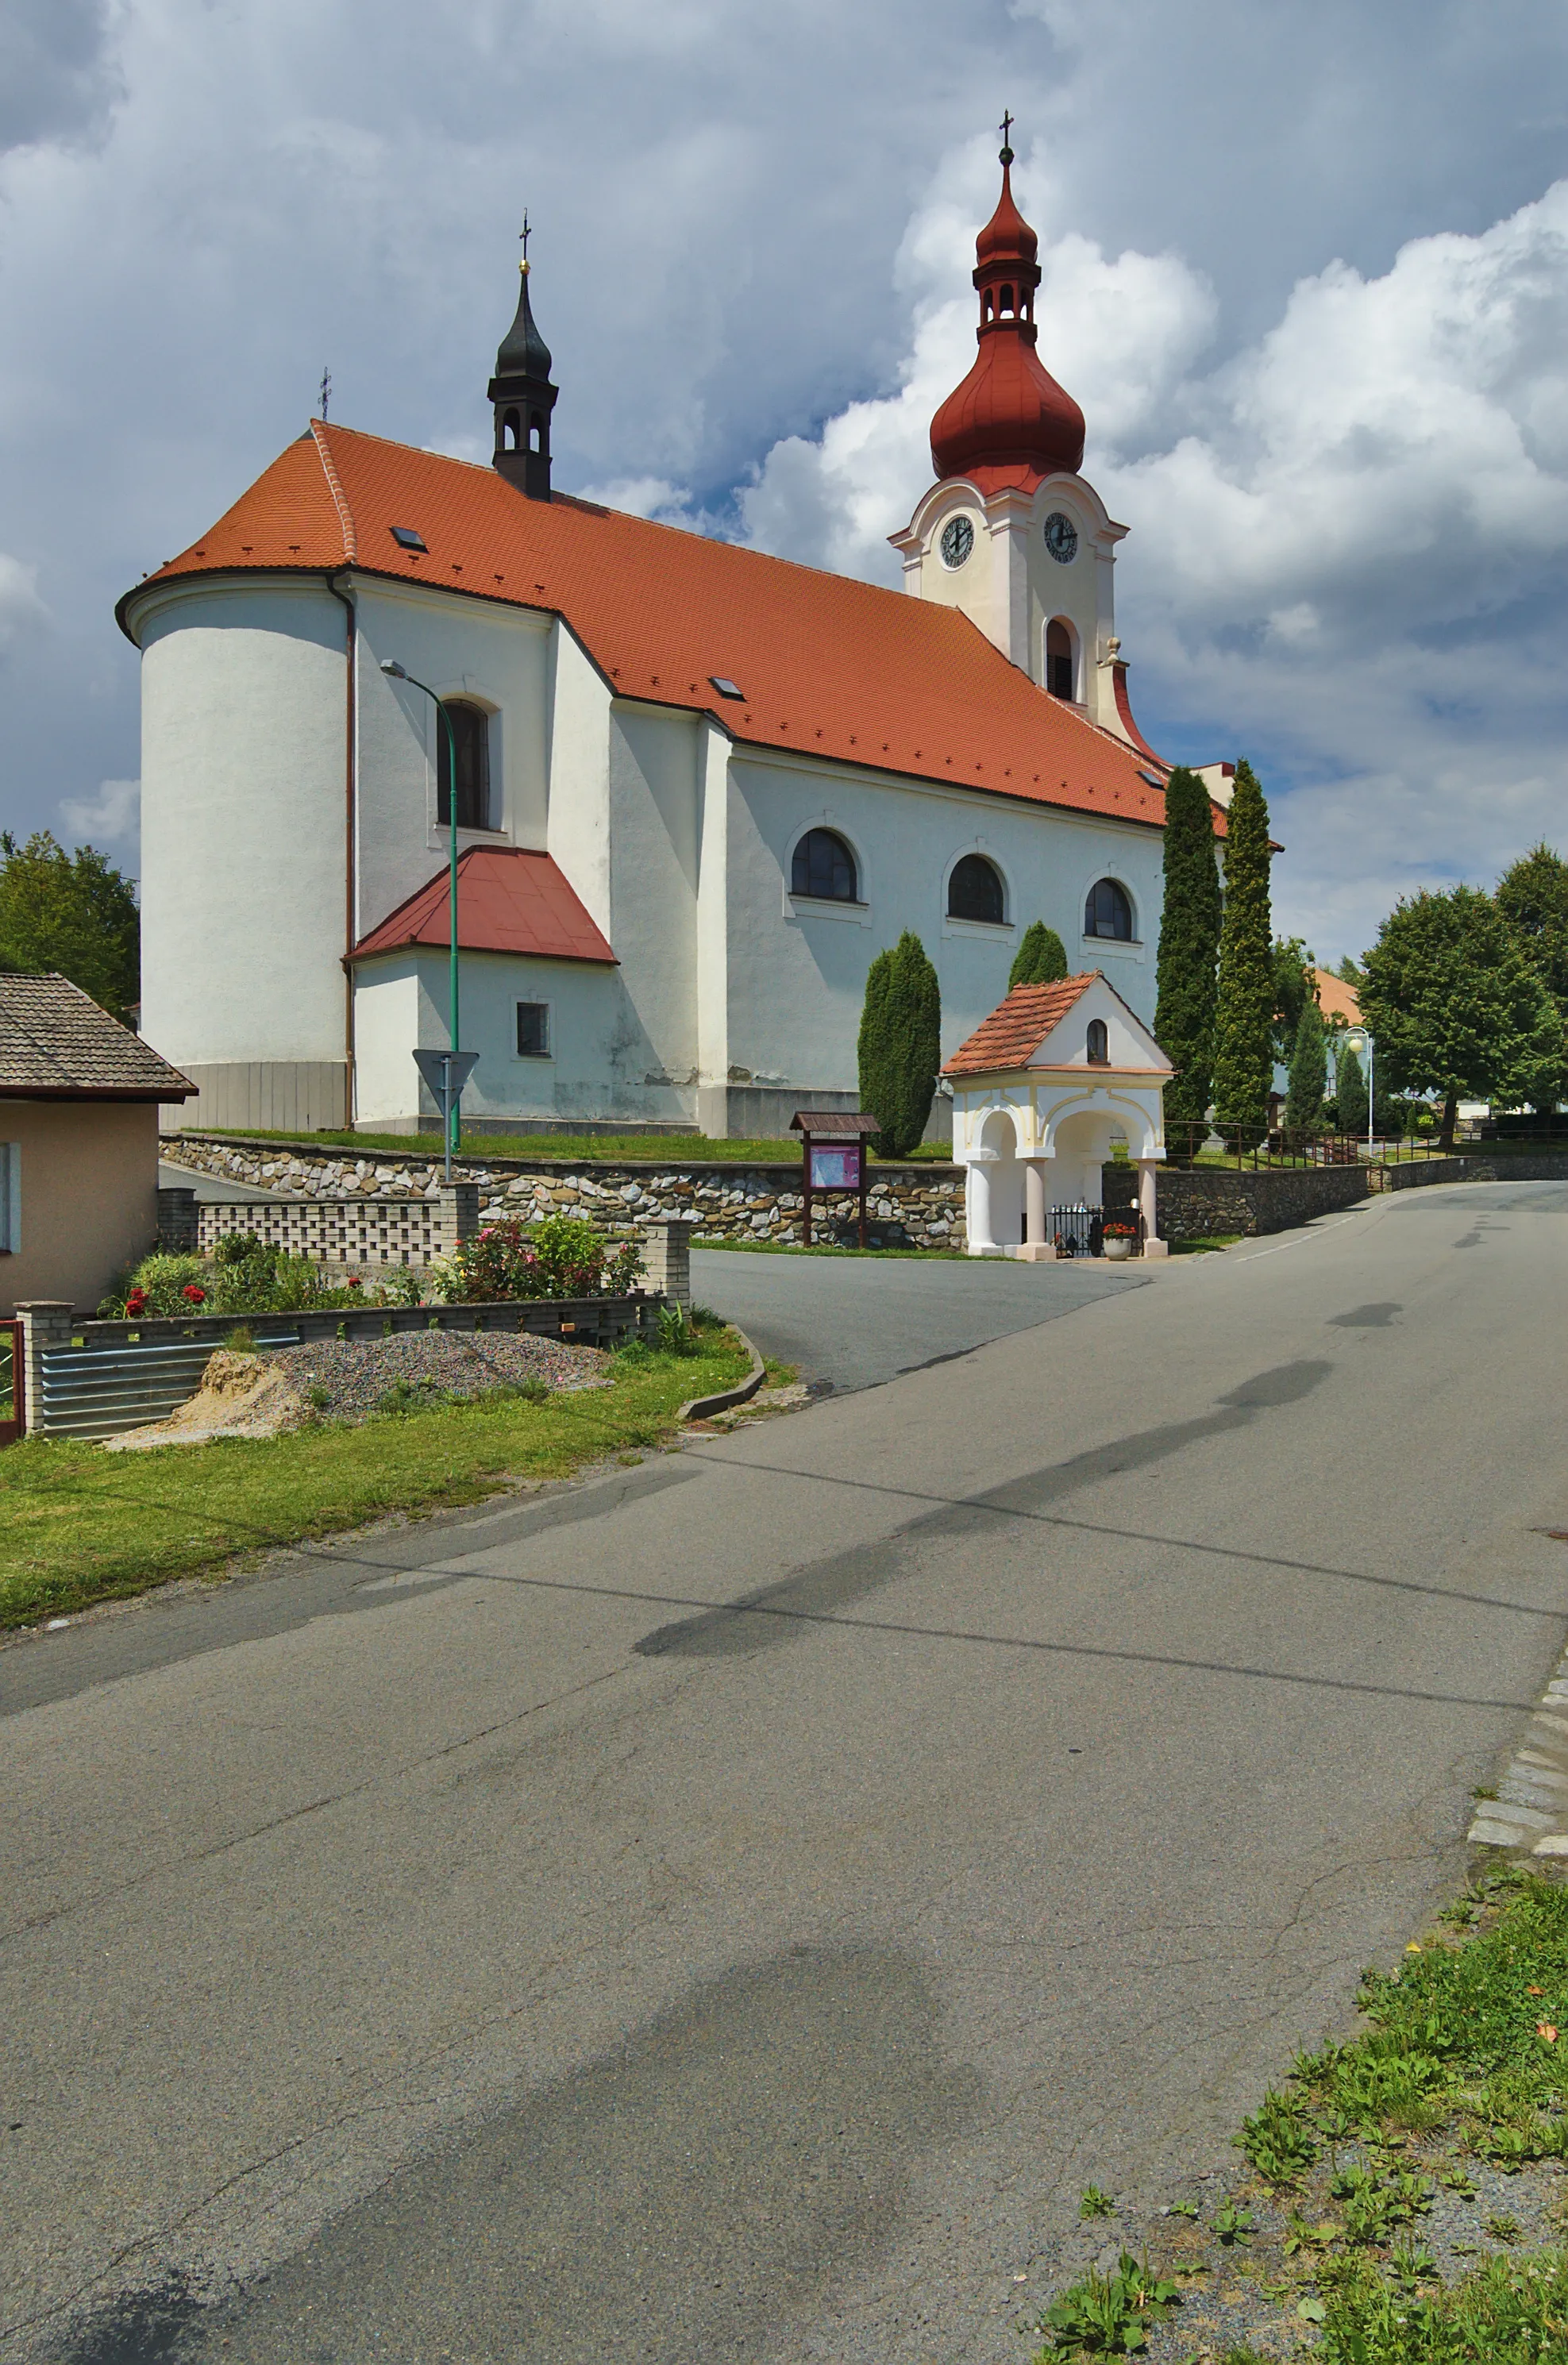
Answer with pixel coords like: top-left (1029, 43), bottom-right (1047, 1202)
top-left (272, 1329), bottom-right (609, 1422)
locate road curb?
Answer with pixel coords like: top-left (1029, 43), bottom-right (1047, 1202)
top-left (680, 1325), bottom-right (767, 1423)
top-left (1470, 1603), bottom-right (1568, 1855)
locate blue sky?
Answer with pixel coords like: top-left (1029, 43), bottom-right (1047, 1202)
top-left (4, 0), bottom-right (1568, 961)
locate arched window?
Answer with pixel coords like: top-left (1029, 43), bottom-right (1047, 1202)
top-left (502, 408), bottom-right (521, 452)
top-left (947, 853), bottom-right (1004, 924)
top-left (1046, 619), bottom-right (1074, 700)
top-left (1086, 1018), bottom-right (1109, 1063)
top-left (437, 701), bottom-right (494, 831)
top-left (1000, 283), bottom-right (1015, 316)
top-left (1084, 878), bottom-right (1135, 941)
top-left (791, 827), bottom-right (858, 903)
top-left (528, 413), bottom-right (543, 454)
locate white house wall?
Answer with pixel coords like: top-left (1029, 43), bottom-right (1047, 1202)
top-left (723, 749), bottom-right (1164, 1102)
top-left (354, 949), bottom-right (669, 1127)
top-left (352, 579), bottom-right (552, 944)
top-left (138, 580), bottom-right (348, 1072)
top-left (607, 705), bottom-right (701, 1112)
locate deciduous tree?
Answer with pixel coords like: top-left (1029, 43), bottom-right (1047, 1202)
top-left (1359, 886), bottom-right (1561, 1148)
top-left (1154, 766), bottom-right (1222, 1131)
top-left (0, 832), bottom-right (140, 1023)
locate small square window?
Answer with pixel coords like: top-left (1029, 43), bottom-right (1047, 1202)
top-left (709, 676), bottom-right (745, 700)
top-left (516, 1001), bottom-right (550, 1057)
top-left (390, 526), bottom-right (427, 552)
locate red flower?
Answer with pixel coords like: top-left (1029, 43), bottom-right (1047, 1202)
top-left (125, 1289), bottom-right (147, 1314)
top-left (181, 1284), bottom-right (206, 1304)
top-left (347, 1276), bottom-right (363, 1289)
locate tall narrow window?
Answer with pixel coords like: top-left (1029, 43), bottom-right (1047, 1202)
top-left (1046, 619), bottom-right (1074, 699)
top-left (1084, 878), bottom-right (1135, 941)
top-left (1086, 1019), bottom-right (1109, 1063)
top-left (947, 853), bottom-right (1004, 924)
top-left (791, 828), bottom-right (858, 902)
top-left (437, 701), bottom-right (493, 831)
top-left (516, 1001), bottom-right (550, 1057)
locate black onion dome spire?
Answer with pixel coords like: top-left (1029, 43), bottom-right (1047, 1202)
top-left (489, 220), bottom-right (557, 501)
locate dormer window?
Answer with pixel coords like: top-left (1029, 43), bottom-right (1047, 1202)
top-left (1087, 1019), bottom-right (1109, 1064)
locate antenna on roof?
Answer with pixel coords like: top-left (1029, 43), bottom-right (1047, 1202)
top-left (319, 366), bottom-right (332, 421)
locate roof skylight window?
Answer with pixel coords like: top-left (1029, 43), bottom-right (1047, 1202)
top-left (390, 526), bottom-right (427, 552)
top-left (1138, 769), bottom-right (1163, 788)
top-left (710, 676), bottom-right (745, 700)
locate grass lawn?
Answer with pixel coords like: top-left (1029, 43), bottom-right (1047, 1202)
top-left (188, 1126), bottom-right (957, 1166)
top-left (0, 1325), bottom-right (756, 1631)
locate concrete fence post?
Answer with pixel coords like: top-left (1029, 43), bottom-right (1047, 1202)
top-left (15, 1301), bottom-right (73, 1435)
top-left (641, 1219), bottom-right (692, 1306)
top-left (435, 1184), bottom-right (480, 1258)
top-left (156, 1185), bottom-right (199, 1253)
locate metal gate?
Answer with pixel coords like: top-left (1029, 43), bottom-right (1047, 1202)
top-left (0, 1319), bottom-right (22, 1447)
top-left (1048, 1204), bottom-right (1104, 1258)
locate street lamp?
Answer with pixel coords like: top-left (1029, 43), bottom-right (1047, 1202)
top-left (381, 659), bottom-right (464, 1161)
top-left (1343, 1027), bottom-right (1375, 1155)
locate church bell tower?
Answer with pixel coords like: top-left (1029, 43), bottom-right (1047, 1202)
top-left (489, 222), bottom-right (558, 501)
top-left (891, 125), bottom-right (1144, 747)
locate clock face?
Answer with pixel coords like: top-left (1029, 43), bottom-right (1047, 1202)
top-left (939, 515), bottom-right (975, 570)
top-left (1043, 510), bottom-right (1078, 564)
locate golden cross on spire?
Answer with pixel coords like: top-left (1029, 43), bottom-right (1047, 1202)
top-left (519, 210), bottom-right (532, 271)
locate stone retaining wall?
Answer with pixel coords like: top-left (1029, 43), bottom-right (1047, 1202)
top-left (164, 1134), bottom-right (966, 1250)
top-left (1102, 1161), bottom-right (1370, 1240)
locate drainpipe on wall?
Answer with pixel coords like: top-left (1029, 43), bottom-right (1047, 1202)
top-left (326, 568), bottom-right (357, 1129)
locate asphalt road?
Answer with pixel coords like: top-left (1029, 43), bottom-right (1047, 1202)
top-left (4, 1180), bottom-right (1568, 2363)
top-left (690, 1244), bottom-right (1142, 1392)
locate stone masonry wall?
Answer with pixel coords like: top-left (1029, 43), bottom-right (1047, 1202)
top-left (1102, 1161), bottom-right (1370, 1239)
top-left (164, 1134), bottom-right (966, 1250)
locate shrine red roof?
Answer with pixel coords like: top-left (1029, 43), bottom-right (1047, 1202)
top-left (942, 974), bottom-right (1098, 1077)
top-left (348, 845), bottom-right (615, 965)
top-left (121, 420), bottom-right (1177, 833)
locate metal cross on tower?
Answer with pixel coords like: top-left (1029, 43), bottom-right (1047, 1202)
top-left (319, 366), bottom-right (332, 420)
top-left (519, 210), bottom-right (531, 268)
top-left (999, 110), bottom-right (1014, 162)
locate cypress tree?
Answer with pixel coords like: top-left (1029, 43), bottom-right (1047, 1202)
top-left (1285, 996), bottom-right (1326, 1130)
top-left (1211, 758), bottom-right (1274, 1146)
top-left (1153, 766), bottom-right (1222, 1130)
top-left (1336, 1044), bottom-right (1368, 1138)
top-left (857, 930), bottom-right (941, 1157)
top-left (1008, 921), bottom-right (1069, 990)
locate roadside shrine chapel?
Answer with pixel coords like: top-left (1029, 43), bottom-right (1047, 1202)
top-left (125, 133), bottom-right (1212, 1240)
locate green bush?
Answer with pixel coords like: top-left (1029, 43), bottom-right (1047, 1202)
top-left (1010, 922), bottom-right (1069, 990)
top-left (433, 1213), bottom-right (643, 1303)
top-left (858, 930), bottom-right (941, 1157)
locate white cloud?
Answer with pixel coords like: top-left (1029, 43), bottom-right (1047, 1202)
top-left (60, 775), bottom-right (138, 849)
top-left (0, 552), bottom-right (48, 645)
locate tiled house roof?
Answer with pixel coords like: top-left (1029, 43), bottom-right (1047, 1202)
top-left (0, 973), bottom-right (194, 1099)
top-left (120, 420), bottom-right (1180, 834)
top-left (348, 846), bottom-right (616, 965)
top-left (943, 975), bottom-right (1098, 1077)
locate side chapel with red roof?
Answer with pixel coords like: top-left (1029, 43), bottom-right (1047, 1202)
top-left (121, 134), bottom-right (1189, 1141)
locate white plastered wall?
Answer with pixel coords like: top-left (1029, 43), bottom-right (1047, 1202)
top-left (892, 472), bottom-right (1129, 735)
top-left (136, 579), bottom-right (348, 1073)
top-left (352, 579), bottom-right (552, 944)
top-left (720, 750), bottom-right (1166, 1104)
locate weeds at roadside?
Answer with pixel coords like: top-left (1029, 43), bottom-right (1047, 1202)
top-left (1079, 2186), bottom-right (1116, 2221)
top-left (1027, 1870), bottom-right (1568, 2361)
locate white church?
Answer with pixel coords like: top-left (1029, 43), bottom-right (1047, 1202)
top-left (125, 140), bottom-right (1194, 1142)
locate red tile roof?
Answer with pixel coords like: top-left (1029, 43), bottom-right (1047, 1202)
top-left (1314, 967), bottom-right (1362, 1027)
top-left (121, 421), bottom-right (1179, 831)
top-left (348, 845), bottom-right (615, 965)
top-left (942, 973), bottom-right (1098, 1076)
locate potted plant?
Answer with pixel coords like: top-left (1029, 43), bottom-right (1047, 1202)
top-left (1101, 1219), bottom-right (1138, 1262)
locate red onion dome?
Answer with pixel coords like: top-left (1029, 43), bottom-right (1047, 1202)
top-left (930, 152), bottom-right (1085, 489)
